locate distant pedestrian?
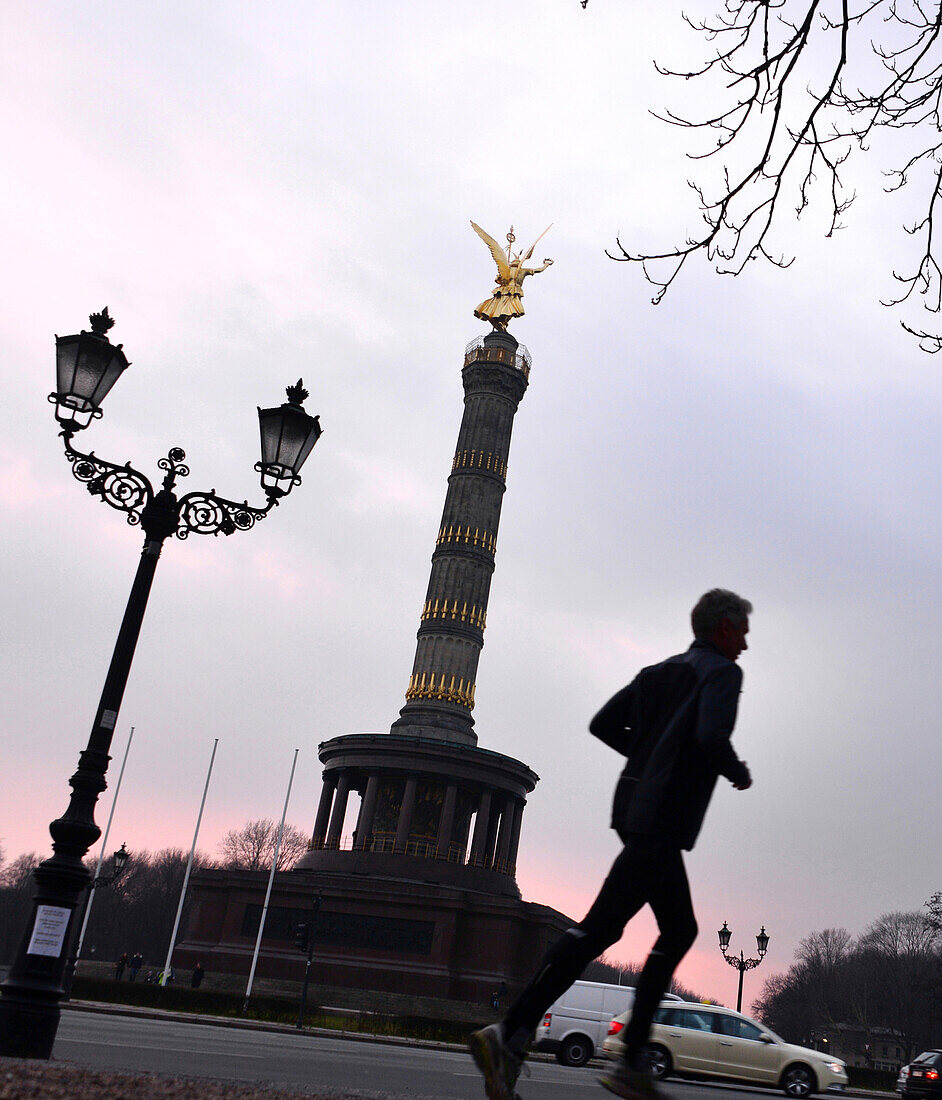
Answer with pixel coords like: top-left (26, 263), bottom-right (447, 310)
top-left (128, 952), bottom-right (143, 981)
top-left (114, 952), bottom-right (128, 981)
top-left (470, 589), bottom-right (754, 1100)
top-left (191, 962), bottom-right (205, 988)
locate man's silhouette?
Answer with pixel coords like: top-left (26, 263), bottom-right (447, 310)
top-left (470, 589), bottom-right (753, 1100)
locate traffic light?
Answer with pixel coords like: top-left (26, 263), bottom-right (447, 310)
top-left (294, 922), bottom-right (309, 952)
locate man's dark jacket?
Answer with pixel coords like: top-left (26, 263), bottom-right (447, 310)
top-left (589, 639), bottom-right (749, 850)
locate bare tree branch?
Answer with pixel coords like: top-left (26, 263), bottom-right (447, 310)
top-left (583, 0), bottom-right (942, 350)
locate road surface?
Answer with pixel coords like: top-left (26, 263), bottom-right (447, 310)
top-left (53, 1009), bottom-right (805, 1100)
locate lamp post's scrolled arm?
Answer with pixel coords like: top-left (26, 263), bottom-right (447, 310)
top-left (175, 488), bottom-right (277, 538)
top-left (60, 435), bottom-right (278, 541)
top-left (723, 953), bottom-right (764, 973)
top-left (62, 433), bottom-right (155, 529)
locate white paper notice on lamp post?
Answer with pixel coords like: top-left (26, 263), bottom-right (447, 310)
top-left (27, 905), bottom-right (72, 957)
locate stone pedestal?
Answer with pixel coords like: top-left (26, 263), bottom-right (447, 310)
top-left (177, 867), bottom-right (572, 1004)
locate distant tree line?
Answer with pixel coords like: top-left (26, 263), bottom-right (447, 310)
top-left (0, 820), bottom-right (309, 969)
top-left (753, 907), bottom-right (942, 1060)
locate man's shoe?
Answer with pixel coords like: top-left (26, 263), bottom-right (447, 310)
top-left (469, 1023), bottom-right (524, 1100)
top-left (599, 1062), bottom-right (664, 1100)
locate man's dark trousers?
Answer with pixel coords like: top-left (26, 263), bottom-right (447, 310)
top-left (502, 832), bottom-right (697, 1055)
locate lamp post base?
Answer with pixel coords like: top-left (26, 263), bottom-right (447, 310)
top-left (0, 851), bottom-right (90, 1059)
top-left (0, 988), bottom-right (62, 1060)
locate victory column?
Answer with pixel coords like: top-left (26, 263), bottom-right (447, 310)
top-left (178, 224), bottom-right (567, 1004)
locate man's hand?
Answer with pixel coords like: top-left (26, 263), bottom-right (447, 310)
top-left (733, 763), bottom-right (752, 791)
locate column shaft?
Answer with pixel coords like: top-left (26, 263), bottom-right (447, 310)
top-left (435, 783), bottom-right (458, 860)
top-left (469, 789), bottom-right (492, 865)
top-left (354, 774), bottom-right (380, 851)
top-left (391, 331), bottom-right (529, 747)
top-left (495, 797), bottom-right (515, 871)
top-left (312, 777), bottom-right (336, 849)
top-left (325, 774), bottom-right (351, 849)
top-left (394, 777), bottom-right (418, 853)
top-left (507, 799), bottom-right (525, 874)
top-left (483, 796), bottom-right (502, 868)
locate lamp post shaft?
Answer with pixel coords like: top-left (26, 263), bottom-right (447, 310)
top-left (70, 726), bottom-right (135, 991)
top-left (88, 537), bottom-right (166, 757)
top-left (0, 532), bottom-right (169, 1058)
top-left (737, 952), bottom-right (745, 1013)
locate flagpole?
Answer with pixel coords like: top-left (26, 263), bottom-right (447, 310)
top-left (74, 726), bottom-right (135, 963)
top-left (242, 747), bottom-right (299, 1014)
top-left (160, 737), bottom-right (218, 985)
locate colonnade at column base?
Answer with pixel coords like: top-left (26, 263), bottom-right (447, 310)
top-left (296, 733), bottom-right (538, 896)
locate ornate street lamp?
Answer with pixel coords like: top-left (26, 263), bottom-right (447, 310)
top-left (105, 842), bottom-right (130, 882)
top-left (0, 310), bottom-right (322, 1059)
top-left (718, 921), bottom-right (769, 1013)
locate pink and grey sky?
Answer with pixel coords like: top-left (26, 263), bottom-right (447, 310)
top-left (2, 1), bottom-right (940, 1004)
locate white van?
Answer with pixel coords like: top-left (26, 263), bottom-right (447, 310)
top-left (534, 981), bottom-right (682, 1067)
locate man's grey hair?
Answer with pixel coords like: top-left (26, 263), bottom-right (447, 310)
top-left (691, 589), bottom-right (753, 639)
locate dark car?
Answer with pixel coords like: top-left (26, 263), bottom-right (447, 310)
top-left (903, 1052), bottom-right (942, 1098)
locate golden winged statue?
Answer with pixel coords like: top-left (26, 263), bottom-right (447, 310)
top-left (471, 221), bottom-right (553, 331)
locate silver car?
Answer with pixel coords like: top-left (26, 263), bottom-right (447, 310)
top-left (604, 1001), bottom-right (848, 1098)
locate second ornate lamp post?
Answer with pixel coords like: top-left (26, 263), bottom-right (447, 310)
top-left (63, 842), bottom-right (130, 998)
top-left (718, 920), bottom-right (770, 1013)
top-left (0, 309), bottom-right (322, 1059)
